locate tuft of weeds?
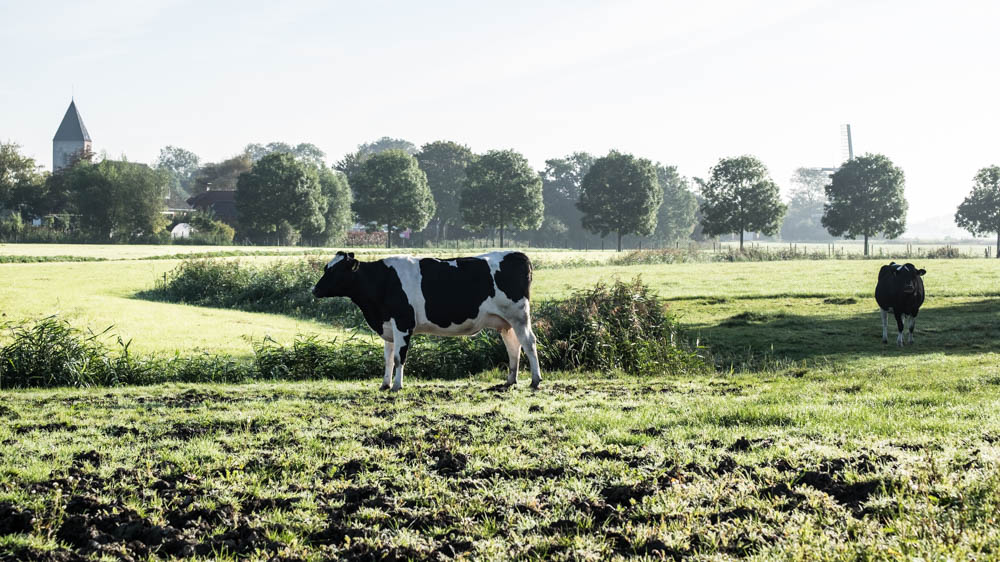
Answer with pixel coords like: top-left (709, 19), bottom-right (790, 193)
top-left (0, 316), bottom-right (121, 388)
top-left (534, 277), bottom-right (709, 376)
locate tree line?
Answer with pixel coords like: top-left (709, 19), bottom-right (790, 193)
top-left (2, 139), bottom-right (999, 256)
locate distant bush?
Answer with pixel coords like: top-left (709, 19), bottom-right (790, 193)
top-left (608, 249), bottom-right (704, 266)
top-left (924, 246), bottom-right (966, 259)
top-left (345, 230), bottom-right (387, 247)
top-left (140, 258), bottom-right (365, 326)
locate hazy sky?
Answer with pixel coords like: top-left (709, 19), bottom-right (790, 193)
top-left (2, 0), bottom-right (998, 227)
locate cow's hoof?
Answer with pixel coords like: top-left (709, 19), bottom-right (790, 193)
top-left (390, 386), bottom-right (402, 393)
top-left (529, 381), bottom-right (541, 390)
top-left (379, 383), bottom-right (390, 391)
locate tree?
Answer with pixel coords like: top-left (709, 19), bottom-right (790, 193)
top-left (955, 165), bottom-right (1000, 258)
top-left (460, 149), bottom-right (543, 247)
top-left (243, 142), bottom-right (327, 167)
top-left (155, 146), bottom-right (200, 207)
top-left (336, 137), bottom-right (418, 179)
top-left (69, 159), bottom-right (170, 241)
top-left (191, 156), bottom-right (252, 195)
top-left (236, 153), bottom-right (327, 245)
top-left (541, 152), bottom-right (594, 247)
top-left (780, 167), bottom-right (834, 241)
top-left (822, 153), bottom-right (906, 256)
top-left (577, 151), bottom-right (660, 252)
top-left (653, 164), bottom-right (698, 243)
top-left (415, 141), bottom-right (475, 240)
top-left (304, 167), bottom-right (353, 246)
top-left (699, 155), bottom-right (786, 251)
top-left (0, 142), bottom-right (46, 216)
top-left (351, 150), bottom-right (435, 248)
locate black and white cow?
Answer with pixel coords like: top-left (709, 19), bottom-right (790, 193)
top-left (875, 261), bottom-right (926, 346)
top-left (311, 250), bottom-right (541, 391)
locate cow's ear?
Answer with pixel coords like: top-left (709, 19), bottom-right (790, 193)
top-left (917, 269), bottom-right (926, 276)
top-left (348, 252), bottom-right (355, 260)
top-left (351, 260), bottom-right (360, 272)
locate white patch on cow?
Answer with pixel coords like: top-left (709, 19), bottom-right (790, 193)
top-left (896, 264), bottom-right (905, 271)
top-left (326, 255), bottom-right (345, 269)
top-left (447, 260), bottom-right (458, 268)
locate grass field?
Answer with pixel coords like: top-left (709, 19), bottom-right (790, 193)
top-left (2, 246), bottom-right (1000, 559)
top-left (0, 259), bottom-right (347, 355)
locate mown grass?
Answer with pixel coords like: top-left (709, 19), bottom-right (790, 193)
top-left (0, 260), bottom-right (346, 356)
top-left (2, 370), bottom-right (1000, 560)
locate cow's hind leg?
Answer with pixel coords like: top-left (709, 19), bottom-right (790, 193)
top-left (895, 313), bottom-right (906, 347)
top-left (381, 340), bottom-right (394, 391)
top-left (500, 326), bottom-right (521, 386)
top-left (880, 309), bottom-right (889, 344)
top-left (390, 325), bottom-right (412, 392)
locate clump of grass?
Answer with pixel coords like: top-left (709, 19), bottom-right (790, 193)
top-left (721, 311), bottom-right (790, 326)
top-left (534, 277), bottom-right (708, 376)
top-left (253, 332), bottom-right (507, 381)
top-left (0, 317), bottom-right (160, 388)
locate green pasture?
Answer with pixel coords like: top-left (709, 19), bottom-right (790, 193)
top-left (3, 254), bottom-right (999, 367)
top-left (3, 247), bottom-right (1000, 559)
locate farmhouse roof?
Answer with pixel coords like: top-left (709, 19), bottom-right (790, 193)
top-left (53, 100), bottom-right (92, 142)
top-left (187, 190), bottom-right (236, 206)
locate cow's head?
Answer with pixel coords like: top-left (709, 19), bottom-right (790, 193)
top-left (312, 251), bottom-right (358, 298)
top-left (889, 262), bottom-right (926, 294)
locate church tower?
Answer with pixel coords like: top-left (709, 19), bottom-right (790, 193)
top-left (52, 100), bottom-right (92, 172)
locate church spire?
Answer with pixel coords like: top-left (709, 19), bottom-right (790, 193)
top-left (53, 100), bottom-right (91, 142)
top-left (53, 100), bottom-right (93, 171)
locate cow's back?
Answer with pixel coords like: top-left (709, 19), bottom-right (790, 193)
top-left (383, 251), bottom-right (532, 334)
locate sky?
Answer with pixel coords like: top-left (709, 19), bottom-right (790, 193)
top-left (2, 0), bottom-right (998, 233)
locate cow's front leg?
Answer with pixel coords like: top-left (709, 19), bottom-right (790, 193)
top-left (895, 313), bottom-right (905, 347)
top-left (390, 325), bottom-right (412, 392)
top-left (500, 326), bottom-right (521, 386)
top-left (907, 315), bottom-right (917, 344)
top-left (880, 309), bottom-right (889, 344)
top-left (381, 340), bottom-right (393, 391)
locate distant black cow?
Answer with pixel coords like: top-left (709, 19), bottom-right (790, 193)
top-left (875, 262), bottom-right (926, 346)
top-left (312, 251), bottom-right (541, 391)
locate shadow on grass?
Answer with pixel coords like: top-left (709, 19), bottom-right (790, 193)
top-left (690, 298), bottom-right (1000, 370)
